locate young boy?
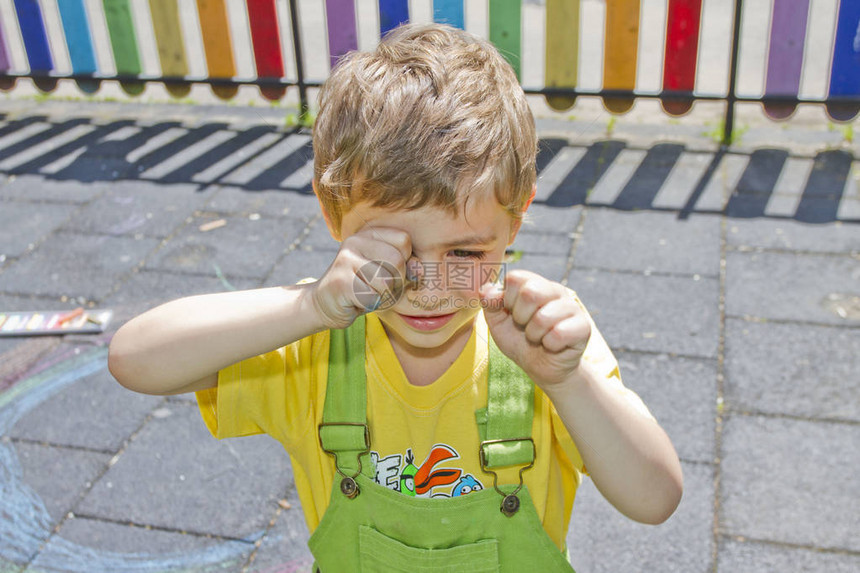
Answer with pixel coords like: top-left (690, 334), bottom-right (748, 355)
top-left (109, 24), bottom-right (682, 571)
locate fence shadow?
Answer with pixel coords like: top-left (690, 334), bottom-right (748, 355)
top-left (0, 113), bottom-right (855, 224)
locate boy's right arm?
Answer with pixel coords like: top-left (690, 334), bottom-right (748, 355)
top-left (108, 226), bottom-right (412, 396)
top-left (108, 285), bottom-right (324, 395)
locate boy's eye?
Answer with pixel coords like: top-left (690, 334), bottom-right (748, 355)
top-left (450, 250), bottom-right (486, 260)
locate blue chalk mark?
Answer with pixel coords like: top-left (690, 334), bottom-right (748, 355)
top-left (57, 0), bottom-right (98, 74)
top-left (379, 0), bottom-right (410, 38)
top-left (0, 348), bottom-right (254, 571)
top-left (13, 0), bottom-right (54, 72)
top-left (434, 0), bottom-right (464, 29)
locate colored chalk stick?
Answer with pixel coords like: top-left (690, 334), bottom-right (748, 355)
top-left (603, 0), bottom-right (640, 114)
top-left (326, 0), bottom-right (357, 69)
top-left (379, 0), bottom-right (409, 38)
top-left (763, 0), bottom-right (809, 120)
top-left (14, 0), bottom-right (57, 92)
top-left (434, 0), bottom-right (464, 29)
top-left (247, 0), bottom-right (285, 100)
top-left (149, 0), bottom-right (190, 97)
top-left (57, 0), bottom-right (100, 93)
top-left (195, 0), bottom-right (237, 99)
top-left (661, 0), bottom-right (702, 116)
top-left (0, 12), bottom-right (15, 91)
top-left (102, 0), bottom-right (144, 95)
top-left (489, 0), bottom-right (522, 80)
top-left (826, 0), bottom-right (860, 121)
top-left (545, 0), bottom-right (580, 111)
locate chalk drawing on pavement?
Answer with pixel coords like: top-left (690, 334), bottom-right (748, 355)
top-left (0, 346), bottom-right (254, 573)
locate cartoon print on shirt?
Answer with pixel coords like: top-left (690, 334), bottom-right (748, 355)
top-left (371, 444), bottom-right (484, 498)
top-left (371, 452), bottom-right (402, 490)
top-left (414, 445), bottom-right (461, 496)
top-left (452, 474), bottom-right (484, 496)
top-left (400, 450), bottom-right (418, 496)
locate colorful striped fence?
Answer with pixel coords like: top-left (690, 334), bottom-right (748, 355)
top-left (0, 0), bottom-right (857, 144)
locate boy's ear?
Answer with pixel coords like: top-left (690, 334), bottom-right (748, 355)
top-left (312, 180), bottom-right (342, 241)
top-left (523, 184), bottom-right (536, 212)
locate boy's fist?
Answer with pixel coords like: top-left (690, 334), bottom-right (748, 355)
top-left (480, 270), bottom-right (591, 388)
top-left (311, 226), bottom-right (412, 329)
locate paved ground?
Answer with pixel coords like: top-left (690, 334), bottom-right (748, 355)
top-left (0, 95), bottom-right (857, 573)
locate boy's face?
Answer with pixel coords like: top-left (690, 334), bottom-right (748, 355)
top-left (336, 193), bottom-right (522, 354)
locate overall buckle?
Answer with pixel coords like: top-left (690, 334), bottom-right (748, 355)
top-left (479, 437), bottom-right (535, 516)
top-left (318, 423), bottom-right (371, 499)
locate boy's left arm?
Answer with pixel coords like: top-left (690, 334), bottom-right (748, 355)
top-left (480, 271), bottom-right (683, 525)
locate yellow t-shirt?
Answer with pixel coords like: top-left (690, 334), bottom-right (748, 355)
top-left (196, 296), bottom-right (650, 552)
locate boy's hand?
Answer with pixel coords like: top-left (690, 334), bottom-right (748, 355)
top-left (311, 226), bottom-right (412, 329)
top-left (480, 270), bottom-right (591, 388)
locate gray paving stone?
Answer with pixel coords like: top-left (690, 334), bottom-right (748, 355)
top-left (575, 209), bottom-right (722, 276)
top-left (0, 233), bottom-right (161, 301)
top-left (720, 415), bottom-right (860, 552)
top-left (245, 488), bottom-right (314, 573)
top-left (104, 269), bottom-right (259, 327)
top-left (567, 461), bottom-right (713, 572)
top-left (551, 140), bottom-right (629, 207)
top-left (27, 517), bottom-right (253, 573)
top-left (724, 319), bottom-right (860, 421)
top-left (0, 202), bottom-right (76, 259)
top-left (615, 351), bottom-right (717, 463)
top-left (507, 252), bottom-right (570, 283)
top-left (652, 150), bottom-right (715, 210)
top-left (264, 248), bottom-right (333, 288)
top-left (0, 556), bottom-right (23, 573)
top-left (8, 365), bottom-right (163, 452)
top-left (0, 119), bottom-right (92, 172)
top-left (296, 219), bottom-right (340, 252)
top-left (724, 250), bottom-right (860, 326)
top-left (523, 204), bottom-right (582, 233)
top-left (47, 156), bottom-right (136, 182)
top-left (567, 268), bottom-right (721, 357)
top-left (718, 537), bottom-right (860, 573)
top-left (0, 174), bottom-right (108, 203)
top-left (135, 126), bottom-right (236, 182)
top-left (77, 402), bottom-right (292, 541)
top-left (612, 143), bottom-right (686, 211)
top-left (535, 145), bottom-right (586, 202)
top-left (726, 218), bottom-right (860, 254)
top-left (146, 214), bottom-right (304, 280)
top-left (61, 181), bottom-right (212, 238)
top-left (11, 441), bottom-right (110, 524)
top-left (586, 147), bottom-right (645, 206)
top-left (206, 185), bottom-right (322, 223)
top-left (0, 439), bottom-right (107, 569)
top-left (511, 229), bottom-right (573, 255)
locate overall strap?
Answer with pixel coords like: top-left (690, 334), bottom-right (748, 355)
top-left (481, 335), bottom-right (536, 470)
top-left (318, 315), bottom-right (371, 478)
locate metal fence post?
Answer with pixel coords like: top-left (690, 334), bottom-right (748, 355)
top-left (287, 0), bottom-right (309, 122)
top-left (723, 0), bottom-right (745, 146)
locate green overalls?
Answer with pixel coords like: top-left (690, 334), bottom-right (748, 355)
top-left (309, 315), bottom-right (576, 572)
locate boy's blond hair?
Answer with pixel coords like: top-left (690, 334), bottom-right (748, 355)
top-left (312, 23), bottom-right (537, 233)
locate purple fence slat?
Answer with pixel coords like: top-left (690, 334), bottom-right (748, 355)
top-left (763, 0), bottom-right (809, 119)
top-left (765, 0), bottom-right (808, 95)
top-left (326, 0), bottom-right (358, 69)
top-left (0, 16), bottom-right (10, 71)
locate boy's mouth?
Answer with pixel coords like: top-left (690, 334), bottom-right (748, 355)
top-left (396, 312), bottom-right (457, 331)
